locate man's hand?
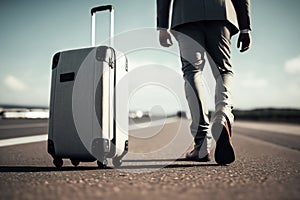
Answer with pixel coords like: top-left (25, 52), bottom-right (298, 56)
top-left (237, 32), bottom-right (251, 52)
top-left (159, 30), bottom-right (173, 47)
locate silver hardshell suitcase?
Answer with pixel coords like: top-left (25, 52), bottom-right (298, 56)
top-left (48, 5), bottom-right (128, 168)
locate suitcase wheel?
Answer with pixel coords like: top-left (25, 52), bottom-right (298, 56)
top-left (97, 159), bottom-right (107, 169)
top-left (71, 159), bottom-right (80, 167)
top-left (53, 158), bottom-right (63, 168)
top-left (112, 157), bottom-right (122, 168)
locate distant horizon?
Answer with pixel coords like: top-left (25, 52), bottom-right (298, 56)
top-left (1, 103), bottom-right (300, 112)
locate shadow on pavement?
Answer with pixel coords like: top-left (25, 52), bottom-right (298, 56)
top-left (0, 162), bottom-right (222, 172)
top-left (0, 166), bottom-right (107, 172)
top-left (119, 163), bottom-right (219, 170)
top-left (120, 158), bottom-right (220, 169)
top-left (124, 158), bottom-right (201, 162)
top-left (0, 158), bottom-right (223, 172)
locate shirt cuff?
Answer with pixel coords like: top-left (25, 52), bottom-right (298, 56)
top-left (240, 29), bottom-right (251, 34)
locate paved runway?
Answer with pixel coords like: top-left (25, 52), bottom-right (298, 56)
top-left (0, 118), bottom-right (299, 200)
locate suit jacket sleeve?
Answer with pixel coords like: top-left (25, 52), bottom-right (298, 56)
top-left (156, 0), bottom-right (172, 29)
top-left (231, 0), bottom-right (251, 30)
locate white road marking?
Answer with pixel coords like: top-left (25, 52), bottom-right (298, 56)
top-left (0, 118), bottom-right (182, 147)
top-left (0, 134), bottom-right (48, 147)
top-left (234, 121), bottom-right (300, 136)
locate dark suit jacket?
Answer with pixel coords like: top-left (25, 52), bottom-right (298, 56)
top-left (157, 0), bottom-right (251, 35)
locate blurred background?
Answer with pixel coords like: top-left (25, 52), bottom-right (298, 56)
top-left (0, 0), bottom-right (299, 122)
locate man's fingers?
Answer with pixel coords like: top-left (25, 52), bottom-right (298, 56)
top-left (160, 39), bottom-right (172, 47)
top-left (237, 33), bottom-right (251, 52)
top-left (240, 46), bottom-right (249, 52)
top-left (161, 42), bottom-right (171, 47)
top-left (159, 30), bottom-right (173, 47)
top-left (160, 40), bottom-right (172, 47)
top-left (163, 35), bottom-right (173, 47)
top-left (159, 37), bottom-right (168, 47)
top-left (240, 38), bottom-right (250, 52)
top-left (160, 36), bottom-right (172, 47)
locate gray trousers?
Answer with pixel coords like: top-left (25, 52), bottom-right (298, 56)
top-left (173, 21), bottom-right (234, 155)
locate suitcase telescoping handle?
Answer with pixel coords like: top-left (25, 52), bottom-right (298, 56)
top-left (91, 5), bottom-right (114, 47)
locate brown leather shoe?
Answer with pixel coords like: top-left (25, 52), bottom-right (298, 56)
top-left (185, 149), bottom-right (211, 162)
top-left (211, 115), bottom-right (235, 165)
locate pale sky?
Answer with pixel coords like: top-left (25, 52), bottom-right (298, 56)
top-left (0, 0), bottom-right (300, 111)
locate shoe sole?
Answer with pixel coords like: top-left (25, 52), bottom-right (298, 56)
top-left (212, 123), bottom-right (235, 165)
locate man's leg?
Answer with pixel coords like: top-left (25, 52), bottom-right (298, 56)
top-left (204, 21), bottom-right (235, 164)
top-left (205, 21), bottom-right (234, 126)
top-left (173, 23), bottom-right (211, 159)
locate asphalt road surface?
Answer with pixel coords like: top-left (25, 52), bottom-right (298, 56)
top-left (0, 118), bottom-right (299, 200)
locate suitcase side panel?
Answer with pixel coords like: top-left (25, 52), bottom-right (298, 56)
top-left (92, 46), bottom-right (115, 160)
top-left (48, 53), bottom-right (59, 157)
top-left (113, 52), bottom-right (129, 157)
